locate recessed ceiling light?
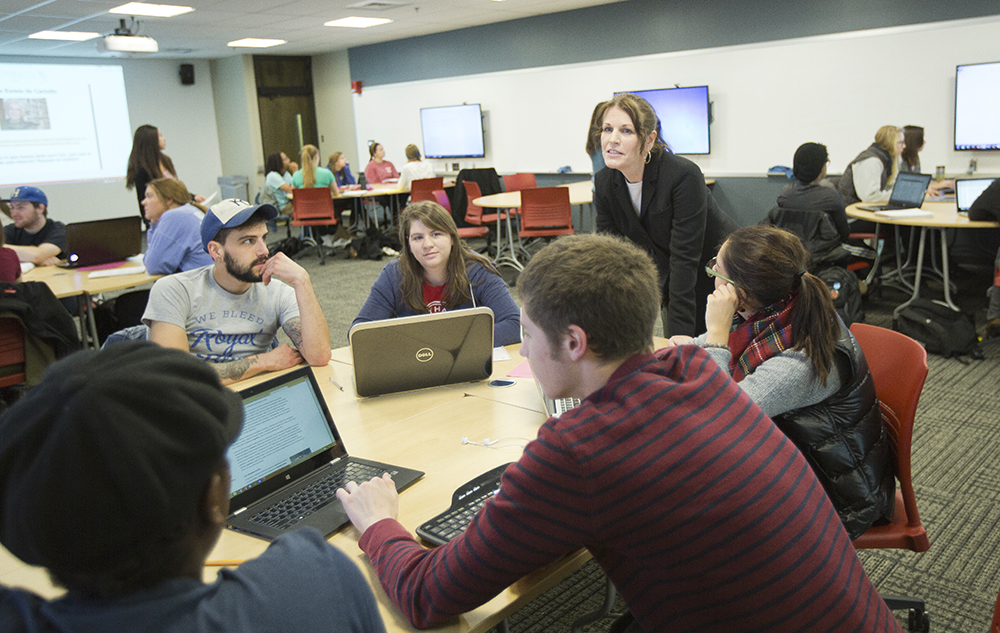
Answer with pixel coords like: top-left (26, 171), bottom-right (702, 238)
top-left (227, 38), bottom-right (286, 48)
top-left (109, 3), bottom-right (193, 18)
top-left (29, 30), bottom-right (101, 41)
top-left (324, 17), bottom-right (393, 28)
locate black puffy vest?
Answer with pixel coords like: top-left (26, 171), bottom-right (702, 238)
top-left (772, 324), bottom-right (895, 539)
top-left (837, 144), bottom-right (893, 205)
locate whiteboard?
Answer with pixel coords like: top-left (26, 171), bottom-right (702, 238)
top-left (352, 16), bottom-right (1000, 178)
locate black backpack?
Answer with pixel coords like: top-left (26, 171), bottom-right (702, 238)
top-left (817, 266), bottom-right (864, 326)
top-left (894, 298), bottom-right (982, 359)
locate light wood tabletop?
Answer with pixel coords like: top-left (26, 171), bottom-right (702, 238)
top-left (474, 180), bottom-right (594, 209)
top-left (21, 261), bottom-right (160, 299)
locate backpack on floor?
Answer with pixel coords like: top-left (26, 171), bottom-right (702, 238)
top-left (894, 298), bottom-right (981, 359)
top-left (817, 266), bottom-right (864, 326)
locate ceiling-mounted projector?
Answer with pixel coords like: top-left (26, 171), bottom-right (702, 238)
top-left (97, 18), bottom-right (158, 55)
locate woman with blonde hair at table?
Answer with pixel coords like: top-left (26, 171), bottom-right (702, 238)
top-left (838, 125), bottom-right (905, 205)
top-left (396, 144), bottom-right (436, 192)
top-left (351, 201), bottom-right (520, 345)
top-left (292, 144), bottom-right (339, 196)
top-left (141, 178), bottom-right (213, 275)
top-left (667, 224), bottom-right (894, 538)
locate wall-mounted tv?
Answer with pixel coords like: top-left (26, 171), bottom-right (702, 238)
top-left (614, 86), bottom-right (710, 155)
top-left (955, 61), bottom-right (1000, 151)
top-left (420, 103), bottom-right (485, 159)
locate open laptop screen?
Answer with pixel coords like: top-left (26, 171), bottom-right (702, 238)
top-left (957, 178), bottom-right (997, 211)
top-left (227, 372), bottom-right (337, 498)
top-left (889, 173), bottom-right (932, 208)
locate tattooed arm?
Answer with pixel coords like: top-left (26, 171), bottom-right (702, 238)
top-left (148, 321), bottom-right (303, 386)
top-left (265, 254), bottom-right (332, 366)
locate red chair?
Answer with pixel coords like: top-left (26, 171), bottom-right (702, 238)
top-left (991, 586), bottom-right (1000, 633)
top-left (503, 173), bottom-right (536, 192)
top-left (519, 187), bottom-right (574, 240)
top-left (463, 181), bottom-right (506, 253)
top-left (291, 188), bottom-right (338, 265)
top-left (0, 318), bottom-right (26, 389)
top-left (849, 323), bottom-right (931, 632)
top-left (409, 177), bottom-right (443, 203)
top-left (434, 189), bottom-right (488, 240)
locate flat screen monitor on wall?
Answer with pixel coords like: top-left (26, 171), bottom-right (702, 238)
top-left (0, 62), bottom-right (132, 187)
top-left (420, 104), bottom-right (485, 159)
top-left (955, 61), bottom-right (1000, 151)
top-left (614, 86), bottom-right (710, 155)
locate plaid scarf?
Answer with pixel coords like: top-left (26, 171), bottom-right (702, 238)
top-left (728, 292), bottom-right (798, 382)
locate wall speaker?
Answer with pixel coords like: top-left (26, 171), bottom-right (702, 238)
top-left (179, 64), bottom-right (195, 85)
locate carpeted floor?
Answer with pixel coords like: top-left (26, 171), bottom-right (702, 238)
top-left (296, 239), bottom-right (1000, 632)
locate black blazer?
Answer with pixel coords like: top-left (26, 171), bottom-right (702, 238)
top-left (595, 151), bottom-right (736, 336)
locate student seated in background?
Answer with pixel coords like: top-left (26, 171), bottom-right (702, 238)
top-left (337, 233), bottom-right (904, 633)
top-left (363, 141), bottom-right (399, 184)
top-left (667, 225), bottom-right (895, 538)
top-left (260, 152), bottom-right (294, 215)
top-left (1, 186), bottom-right (65, 266)
top-left (396, 144), bottom-right (435, 192)
top-left (142, 178), bottom-right (213, 275)
top-left (774, 142), bottom-right (850, 241)
top-left (0, 342), bottom-right (387, 633)
top-left (280, 151), bottom-right (298, 181)
top-left (143, 199), bottom-right (331, 384)
top-left (970, 179), bottom-right (1000, 338)
top-left (351, 201), bottom-right (520, 346)
top-left (900, 125), bottom-right (954, 196)
top-left (328, 151), bottom-right (356, 188)
top-left (292, 144), bottom-right (339, 196)
top-left (838, 125), bottom-right (904, 205)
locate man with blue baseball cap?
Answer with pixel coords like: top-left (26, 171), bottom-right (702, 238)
top-left (142, 198), bottom-right (331, 384)
top-left (2, 186), bottom-right (66, 266)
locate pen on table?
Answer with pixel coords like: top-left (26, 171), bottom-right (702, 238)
top-left (329, 376), bottom-right (345, 391)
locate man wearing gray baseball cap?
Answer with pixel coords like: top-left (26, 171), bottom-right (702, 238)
top-left (0, 342), bottom-right (384, 632)
top-left (142, 198), bottom-right (331, 384)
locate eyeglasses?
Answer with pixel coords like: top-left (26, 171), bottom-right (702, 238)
top-left (705, 257), bottom-right (737, 287)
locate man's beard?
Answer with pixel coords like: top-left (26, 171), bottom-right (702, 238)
top-left (224, 252), bottom-right (267, 283)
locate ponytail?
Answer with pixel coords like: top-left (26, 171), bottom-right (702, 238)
top-left (789, 272), bottom-right (839, 384)
top-left (301, 145), bottom-right (318, 188)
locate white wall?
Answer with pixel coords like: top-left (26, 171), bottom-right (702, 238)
top-left (210, 54), bottom-right (263, 201)
top-left (313, 50), bottom-right (359, 174)
top-left (0, 55), bottom-right (223, 223)
top-left (352, 16), bottom-right (1000, 178)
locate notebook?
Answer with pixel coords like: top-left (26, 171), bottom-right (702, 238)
top-left (858, 172), bottom-right (933, 212)
top-left (350, 307), bottom-right (494, 397)
top-left (226, 366), bottom-right (424, 541)
top-left (62, 216), bottom-right (142, 267)
top-left (956, 178), bottom-right (997, 212)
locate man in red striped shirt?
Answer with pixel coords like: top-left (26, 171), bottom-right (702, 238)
top-left (338, 233), bottom-right (902, 633)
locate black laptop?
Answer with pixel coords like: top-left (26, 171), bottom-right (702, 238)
top-left (349, 307), bottom-right (494, 397)
top-left (858, 172), bottom-right (933, 212)
top-left (226, 366), bottom-right (424, 541)
top-left (63, 216), bottom-right (142, 267)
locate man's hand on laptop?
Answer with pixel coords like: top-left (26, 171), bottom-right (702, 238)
top-left (337, 472), bottom-right (399, 535)
top-left (261, 252), bottom-right (310, 288)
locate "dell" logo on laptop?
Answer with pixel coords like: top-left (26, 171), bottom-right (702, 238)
top-left (416, 348), bottom-right (434, 362)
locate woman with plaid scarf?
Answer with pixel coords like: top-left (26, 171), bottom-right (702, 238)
top-left (667, 225), bottom-right (895, 538)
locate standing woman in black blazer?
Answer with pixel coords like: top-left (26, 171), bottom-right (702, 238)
top-left (594, 94), bottom-right (736, 337)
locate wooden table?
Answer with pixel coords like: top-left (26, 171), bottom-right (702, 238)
top-left (0, 343), bottom-right (586, 633)
top-left (22, 262), bottom-right (161, 349)
top-left (846, 201), bottom-right (999, 316)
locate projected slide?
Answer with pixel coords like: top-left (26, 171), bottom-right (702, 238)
top-left (0, 63), bottom-right (132, 187)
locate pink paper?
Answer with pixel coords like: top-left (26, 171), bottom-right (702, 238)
top-left (507, 359), bottom-right (534, 378)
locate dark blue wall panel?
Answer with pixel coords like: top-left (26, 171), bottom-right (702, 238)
top-left (349, 0), bottom-right (999, 86)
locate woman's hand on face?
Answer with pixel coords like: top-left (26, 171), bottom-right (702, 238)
top-left (704, 284), bottom-right (740, 343)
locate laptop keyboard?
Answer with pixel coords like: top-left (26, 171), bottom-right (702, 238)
top-left (249, 461), bottom-right (385, 530)
top-left (416, 462), bottom-right (511, 546)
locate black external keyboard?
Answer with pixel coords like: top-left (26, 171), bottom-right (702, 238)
top-left (249, 461), bottom-right (383, 530)
top-left (416, 462), bottom-right (513, 546)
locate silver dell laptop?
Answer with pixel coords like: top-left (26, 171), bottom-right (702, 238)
top-left (350, 307), bottom-right (494, 397)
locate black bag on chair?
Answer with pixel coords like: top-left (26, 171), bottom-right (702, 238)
top-left (894, 299), bottom-right (981, 359)
top-left (817, 266), bottom-right (864, 326)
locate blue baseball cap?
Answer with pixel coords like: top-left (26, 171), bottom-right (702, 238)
top-left (3, 186), bottom-right (47, 206)
top-left (201, 198), bottom-right (277, 249)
